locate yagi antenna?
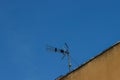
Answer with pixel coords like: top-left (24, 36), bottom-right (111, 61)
top-left (47, 43), bottom-right (72, 72)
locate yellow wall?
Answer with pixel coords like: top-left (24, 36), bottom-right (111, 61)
top-left (61, 42), bottom-right (120, 80)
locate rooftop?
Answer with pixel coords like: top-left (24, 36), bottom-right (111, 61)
top-left (56, 41), bottom-right (120, 80)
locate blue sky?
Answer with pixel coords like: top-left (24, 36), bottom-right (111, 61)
top-left (0, 0), bottom-right (120, 80)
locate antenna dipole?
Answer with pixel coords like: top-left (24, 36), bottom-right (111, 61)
top-left (47, 43), bottom-right (72, 72)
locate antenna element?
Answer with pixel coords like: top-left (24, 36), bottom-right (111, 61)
top-left (47, 43), bottom-right (72, 72)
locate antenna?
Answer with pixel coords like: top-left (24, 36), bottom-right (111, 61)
top-left (47, 43), bottom-right (72, 72)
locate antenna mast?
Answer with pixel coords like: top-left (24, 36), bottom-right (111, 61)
top-left (67, 52), bottom-right (71, 71)
top-left (47, 43), bottom-right (72, 72)
top-left (65, 43), bottom-right (71, 72)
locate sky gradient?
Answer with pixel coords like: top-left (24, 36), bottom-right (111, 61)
top-left (0, 0), bottom-right (120, 80)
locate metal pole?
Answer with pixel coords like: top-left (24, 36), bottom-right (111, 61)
top-left (67, 52), bottom-right (71, 72)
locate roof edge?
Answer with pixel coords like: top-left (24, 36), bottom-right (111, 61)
top-left (58, 41), bottom-right (120, 80)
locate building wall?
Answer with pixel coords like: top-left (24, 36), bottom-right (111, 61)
top-left (61, 43), bottom-right (120, 80)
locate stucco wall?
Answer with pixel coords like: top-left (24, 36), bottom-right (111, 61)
top-left (61, 42), bottom-right (120, 80)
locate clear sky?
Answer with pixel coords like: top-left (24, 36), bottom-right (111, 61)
top-left (0, 0), bottom-right (120, 80)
